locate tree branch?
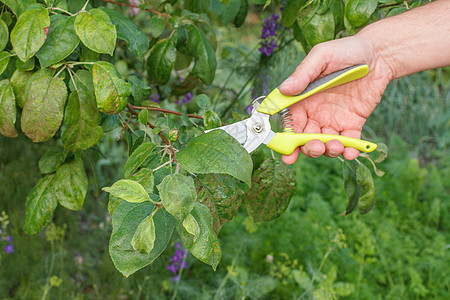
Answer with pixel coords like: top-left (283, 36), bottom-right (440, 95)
top-left (98, 0), bottom-right (170, 17)
top-left (126, 103), bottom-right (171, 146)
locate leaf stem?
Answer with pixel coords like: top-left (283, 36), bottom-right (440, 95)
top-left (132, 105), bottom-right (203, 121)
top-left (152, 159), bottom-right (173, 173)
top-left (80, 0), bottom-right (90, 13)
top-left (117, 114), bottom-right (133, 141)
top-left (98, 0), bottom-right (171, 17)
top-left (47, 7), bottom-right (74, 16)
top-left (127, 103), bottom-right (172, 147)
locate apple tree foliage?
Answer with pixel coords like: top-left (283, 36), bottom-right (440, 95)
top-left (0, 0), bottom-right (416, 276)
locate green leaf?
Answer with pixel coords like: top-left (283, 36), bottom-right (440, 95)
top-left (10, 6), bottom-right (50, 62)
top-left (109, 201), bottom-right (176, 277)
top-left (129, 168), bottom-right (154, 194)
top-left (182, 214), bottom-right (200, 242)
top-left (233, 0), bottom-right (248, 27)
top-left (185, 0), bottom-right (211, 13)
top-left (21, 71), bottom-right (68, 142)
top-left (16, 57), bottom-right (35, 71)
top-left (123, 142), bottom-right (156, 178)
top-left (23, 173), bottom-right (58, 234)
top-left (178, 203), bottom-right (221, 270)
top-left (92, 61), bottom-right (131, 114)
top-left (195, 174), bottom-right (245, 234)
top-left (187, 24), bottom-right (216, 85)
top-left (108, 195), bottom-right (121, 216)
top-left (341, 160), bottom-right (359, 216)
top-left (213, 0), bottom-right (241, 24)
top-left (203, 110), bottom-right (222, 130)
top-left (62, 70), bottom-right (103, 151)
top-left (103, 179), bottom-right (150, 203)
top-left (0, 52), bottom-right (10, 76)
top-left (149, 16), bottom-right (165, 38)
top-left (138, 109), bottom-right (148, 126)
top-left (128, 75), bottom-right (151, 106)
top-left (345, 0), bottom-right (378, 27)
top-left (37, 15), bottom-right (80, 68)
top-left (195, 94), bottom-right (211, 109)
top-left (74, 8), bottom-right (117, 55)
top-left (0, 18), bottom-right (9, 52)
top-left (53, 156), bottom-right (88, 211)
top-left (301, 8), bottom-right (335, 47)
top-left (177, 130), bottom-right (253, 186)
top-left (146, 36), bottom-right (176, 85)
top-left (99, 7), bottom-right (149, 60)
top-left (0, 79), bottom-right (18, 138)
top-left (157, 174), bottom-right (197, 223)
top-left (1, 0), bottom-right (36, 17)
top-left (356, 163), bottom-right (375, 214)
top-left (38, 145), bottom-right (68, 174)
top-left (245, 158), bottom-right (296, 222)
top-left (281, 0), bottom-right (303, 28)
top-left (374, 143), bottom-right (388, 163)
top-left (10, 69), bottom-right (32, 108)
top-left (131, 213), bottom-right (156, 254)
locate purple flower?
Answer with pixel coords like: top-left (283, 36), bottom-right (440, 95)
top-left (150, 93), bottom-right (160, 104)
top-left (129, 0), bottom-right (140, 16)
top-left (258, 13), bottom-right (281, 57)
top-left (7, 235), bottom-right (12, 243)
top-left (172, 275), bottom-right (180, 282)
top-left (167, 243), bottom-right (189, 281)
top-left (246, 104), bottom-right (253, 115)
top-left (176, 92), bottom-right (193, 106)
top-left (4, 244), bottom-right (13, 254)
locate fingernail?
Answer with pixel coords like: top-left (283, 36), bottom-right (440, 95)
top-left (280, 77), bottom-right (294, 89)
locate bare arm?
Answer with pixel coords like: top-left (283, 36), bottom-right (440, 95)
top-left (357, 0), bottom-right (450, 80)
top-left (278, 1), bottom-right (450, 164)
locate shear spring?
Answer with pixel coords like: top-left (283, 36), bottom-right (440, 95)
top-left (279, 108), bottom-right (294, 132)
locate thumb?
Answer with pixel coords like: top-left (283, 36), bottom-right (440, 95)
top-left (279, 45), bottom-right (330, 96)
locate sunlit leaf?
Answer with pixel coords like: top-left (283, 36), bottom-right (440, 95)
top-left (103, 179), bottom-right (150, 203)
top-left (177, 130), bottom-right (253, 186)
top-left (10, 6), bottom-right (50, 62)
top-left (21, 72), bottom-right (68, 142)
top-left (345, 0), bottom-right (378, 27)
top-left (157, 174), bottom-right (197, 223)
top-left (74, 8), bottom-right (117, 55)
top-left (0, 79), bottom-right (18, 138)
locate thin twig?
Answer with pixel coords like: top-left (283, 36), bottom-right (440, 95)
top-left (132, 105), bottom-right (203, 121)
top-left (98, 0), bottom-right (170, 17)
top-left (117, 114), bottom-right (133, 141)
top-left (126, 103), bottom-right (172, 147)
top-left (131, 105), bottom-right (227, 126)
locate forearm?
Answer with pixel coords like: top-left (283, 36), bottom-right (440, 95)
top-left (356, 0), bottom-right (450, 80)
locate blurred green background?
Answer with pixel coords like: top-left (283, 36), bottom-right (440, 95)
top-left (0, 3), bottom-right (449, 300)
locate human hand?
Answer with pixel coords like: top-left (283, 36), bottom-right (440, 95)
top-left (278, 35), bottom-right (393, 164)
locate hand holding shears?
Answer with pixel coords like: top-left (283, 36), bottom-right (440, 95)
top-left (208, 64), bottom-right (377, 158)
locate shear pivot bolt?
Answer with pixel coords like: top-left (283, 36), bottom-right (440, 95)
top-left (252, 122), bottom-right (264, 134)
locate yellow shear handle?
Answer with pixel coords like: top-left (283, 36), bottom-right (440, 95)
top-left (257, 64), bottom-right (369, 115)
top-left (266, 132), bottom-right (377, 156)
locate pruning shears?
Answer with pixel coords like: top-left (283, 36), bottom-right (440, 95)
top-left (208, 64), bottom-right (377, 155)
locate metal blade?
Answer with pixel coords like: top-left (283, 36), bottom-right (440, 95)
top-left (205, 119), bottom-right (248, 145)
